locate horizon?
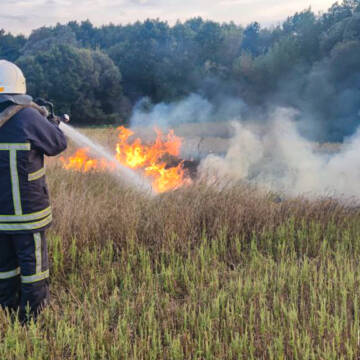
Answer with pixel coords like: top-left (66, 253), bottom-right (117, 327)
top-left (1, 0), bottom-right (335, 36)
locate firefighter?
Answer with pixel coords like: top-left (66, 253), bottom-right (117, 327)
top-left (0, 60), bottom-right (67, 323)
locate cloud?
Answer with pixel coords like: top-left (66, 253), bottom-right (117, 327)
top-left (0, 0), bottom-right (335, 35)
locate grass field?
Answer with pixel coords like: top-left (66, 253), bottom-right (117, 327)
top-left (1, 129), bottom-right (360, 359)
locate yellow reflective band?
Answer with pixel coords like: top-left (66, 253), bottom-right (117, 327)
top-left (0, 267), bottom-right (20, 279)
top-left (0, 214), bottom-right (52, 231)
top-left (21, 269), bottom-right (49, 284)
top-left (0, 206), bottom-right (51, 223)
top-left (0, 143), bottom-right (30, 217)
top-left (34, 233), bottom-right (42, 274)
top-left (28, 167), bottom-right (46, 181)
top-left (0, 143), bottom-right (30, 151)
top-left (10, 149), bottom-right (22, 215)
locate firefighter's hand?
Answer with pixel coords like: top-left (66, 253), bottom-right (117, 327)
top-left (48, 115), bottom-right (61, 126)
top-left (48, 114), bottom-right (70, 126)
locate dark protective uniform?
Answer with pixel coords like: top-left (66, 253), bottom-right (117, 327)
top-left (0, 96), bottom-right (67, 322)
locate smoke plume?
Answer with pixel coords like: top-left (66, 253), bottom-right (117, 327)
top-left (201, 107), bottom-right (360, 199)
top-left (130, 93), bottom-right (247, 129)
top-left (130, 94), bottom-right (360, 199)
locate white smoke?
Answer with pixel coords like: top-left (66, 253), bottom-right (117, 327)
top-left (130, 94), bottom-right (213, 128)
top-left (200, 107), bottom-right (360, 199)
top-left (130, 93), bottom-right (246, 129)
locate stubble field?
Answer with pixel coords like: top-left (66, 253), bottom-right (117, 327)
top-left (1, 128), bottom-right (360, 359)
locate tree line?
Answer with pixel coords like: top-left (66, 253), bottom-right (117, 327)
top-left (1, 0), bottom-right (360, 139)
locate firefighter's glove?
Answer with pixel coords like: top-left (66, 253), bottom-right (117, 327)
top-left (48, 115), bottom-right (61, 126)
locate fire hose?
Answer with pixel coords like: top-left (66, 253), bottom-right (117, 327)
top-left (0, 97), bottom-right (70, 129)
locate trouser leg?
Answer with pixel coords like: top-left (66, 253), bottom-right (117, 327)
top-left (13, 232), bottom-right (50, 323)
top-left (0, 234), bottom-right (21, 312)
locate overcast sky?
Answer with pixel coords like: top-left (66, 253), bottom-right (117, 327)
top-left (0, 0), bottom-right (336, 35)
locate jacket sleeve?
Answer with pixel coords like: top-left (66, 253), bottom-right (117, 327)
top-left (23, 107), bottom-right (67, 156)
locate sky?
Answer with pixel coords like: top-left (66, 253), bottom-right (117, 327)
top-left (0, 0), bottom-right (336, 35)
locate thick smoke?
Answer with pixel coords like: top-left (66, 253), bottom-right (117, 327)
top-left (130, 94), bottom-right (360, 199)
top-left (201, 107), bottom-right (360, 199)
top-left (130, 93), bottom-right (247, 129)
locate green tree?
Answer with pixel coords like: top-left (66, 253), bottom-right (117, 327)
top-left (242, 22), bottom-right (261, 56)
top-left (22, 24), bottom-right (78, 55)
top-left (17, 45), bottom-right (123, 125)
top-left (0, 30), bottom-right (26, 62)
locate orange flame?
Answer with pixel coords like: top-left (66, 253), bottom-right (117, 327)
top-left (60, 126), bottom-right (190, 193)
top-left (60, 148), bottom-right (116, 173)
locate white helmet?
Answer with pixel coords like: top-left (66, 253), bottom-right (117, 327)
top-left (0, 60), bottom-right (26, 94)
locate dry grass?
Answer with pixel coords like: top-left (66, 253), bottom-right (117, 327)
top-left (49, 164), bottom-right (359, 258)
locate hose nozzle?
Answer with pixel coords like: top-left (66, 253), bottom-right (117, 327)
top-left (61, 114), bottom-right (70, 123)
top-left (35, 98), bottom-right (70, 124)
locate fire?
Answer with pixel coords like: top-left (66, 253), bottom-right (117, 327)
top-left (60, 148), bottom-right (116, 173)
top-left (60, 126), bottom-right (190, 193)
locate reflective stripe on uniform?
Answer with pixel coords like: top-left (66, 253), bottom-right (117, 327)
top-left (0, 267), bottom-right (20, 279)
top-left (0, 143), bottom-right (31, 151)
top-left (0, 206), bottom-right (51, 223)
top-left (0, 214), bottom-right (52, 231)
top-left (0, 143), bottom-right (31, 217)
top-left (20, 233), bottom-right (49, 284)
top-left (34, 233), bottom-right (42, 274)
top-left (28, 167), bottom-right (45, 181)
top-left (9, 149), bottom-right (22, 215)
top-left (21, 269), bottom-right (49, 284)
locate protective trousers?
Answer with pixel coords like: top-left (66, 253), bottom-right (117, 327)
top-left (0, 232), bottom-right (49, 323)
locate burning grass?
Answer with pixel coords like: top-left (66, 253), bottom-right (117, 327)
top-left (2, 129), bottom-right (360, 359)
top-left (60, 126), bottom-right (191, 193)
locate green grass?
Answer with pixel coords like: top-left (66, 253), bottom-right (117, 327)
top-left (0, 229), bottom-right (360, 359)
top-left (2, 224), bottom-right (360, 359)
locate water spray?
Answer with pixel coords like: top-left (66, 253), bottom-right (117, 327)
top-left (59, 122), bottom-right (153, 193)
top-left (37, 98), bottom-right (153, 194)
